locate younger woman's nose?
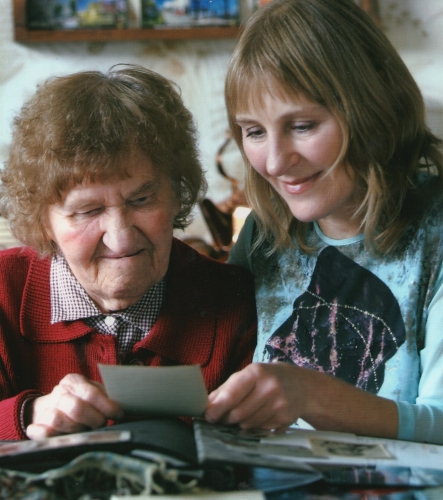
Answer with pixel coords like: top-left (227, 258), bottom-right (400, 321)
top-left (266, 137), bottom-right (299, 177)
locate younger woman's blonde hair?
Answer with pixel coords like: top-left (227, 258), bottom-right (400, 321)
top-left (226, 0), bottom-right (443, 255)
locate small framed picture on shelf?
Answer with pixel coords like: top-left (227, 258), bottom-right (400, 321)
top-left (27, 0), bottom-right (55, 29)
top-left (141, 0), bottom-right (239, 29)
top-left (27, 0), bottom-right (79, 29)
top-left (77, 0), bottom-right (128, 28)
top-left (189, 0), bottom-right (239, 26)
top-left (26, 0), bottom-right (128, 30)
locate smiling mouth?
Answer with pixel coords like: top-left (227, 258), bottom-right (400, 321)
top-left (278, 171), bottom-right (323, 195)
top-left (285, 171), bottom-right (323, 186)
top-left (104, 249), bottom-right (144, 259)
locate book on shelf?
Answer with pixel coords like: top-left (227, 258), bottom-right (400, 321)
top-left (141, 0), bottom-right (239, 28)
top-left (26, 0), bottom-right (129, 30)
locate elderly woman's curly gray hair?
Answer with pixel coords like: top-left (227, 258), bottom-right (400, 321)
top-left (0, 64), bottom-right (206, 257)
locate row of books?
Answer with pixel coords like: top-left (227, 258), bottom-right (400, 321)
top-left (26, 0), bottom-right (240, 30)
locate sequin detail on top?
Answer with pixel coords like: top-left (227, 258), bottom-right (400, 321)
top-left (264, 247), bottom-right (406, 394)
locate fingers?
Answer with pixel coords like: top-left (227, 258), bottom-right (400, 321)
top-left (26, 423), bottom-right (56, 440)
top-left (206, 363), bottom-right (304, 431)
top-left (27, 394), bottom-right (101, 439)
top-left (206, 369), bottom-right (256, 423)
top-left (58, 374), bottom-right (123, 420)
top-left (27, 374), bottom-right (124, 439)
top-left (26, 417), bottom-right (87, 440)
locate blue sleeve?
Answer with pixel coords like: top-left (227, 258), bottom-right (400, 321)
top-left (397, 260), bottom-right (443, 443)
top-left (227, 212), bottom-right (256, 272)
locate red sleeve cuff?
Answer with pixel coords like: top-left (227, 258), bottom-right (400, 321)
top-left (0, 390), bottom-right (42, 440)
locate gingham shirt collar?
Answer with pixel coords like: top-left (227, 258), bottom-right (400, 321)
top-left (50, 252), bottom-right (164, 352)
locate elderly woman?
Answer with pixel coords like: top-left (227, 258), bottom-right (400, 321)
top-left (0, 65), bottom-right (256, 441)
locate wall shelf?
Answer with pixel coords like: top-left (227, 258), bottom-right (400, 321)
top-left (14, 0), bottom-right (241, 43)
top-left (14, 0), bottom-right (379, 44)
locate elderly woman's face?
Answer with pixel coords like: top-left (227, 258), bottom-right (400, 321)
top-left (45, 150), bottom-right (180, 313)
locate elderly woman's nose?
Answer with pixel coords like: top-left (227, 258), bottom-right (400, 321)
top-left (101, 209), bottom-right (136, 251)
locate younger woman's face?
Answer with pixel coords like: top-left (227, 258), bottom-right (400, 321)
top-left (236, 91), bottom-right (363, 239)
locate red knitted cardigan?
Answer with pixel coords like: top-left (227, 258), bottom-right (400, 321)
top-left (0, 239), bottom-right (257, 439)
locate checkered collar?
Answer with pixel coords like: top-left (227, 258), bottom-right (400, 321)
top-left (50, 252), bottom-right (164, 331)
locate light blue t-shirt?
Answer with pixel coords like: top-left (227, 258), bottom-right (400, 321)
top-left (229, 205), bottom-right (443, 444)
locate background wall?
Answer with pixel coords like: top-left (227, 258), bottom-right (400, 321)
top-left (0, 0), bottom-right (442, 246)
top-left (379, 0), bottom-right (443, 139)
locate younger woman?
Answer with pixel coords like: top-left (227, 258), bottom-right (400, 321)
top-left (205, 0), bottom-right (443, 444)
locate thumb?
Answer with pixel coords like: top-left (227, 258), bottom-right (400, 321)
top-left (26, 423), bottom-right (56, 440)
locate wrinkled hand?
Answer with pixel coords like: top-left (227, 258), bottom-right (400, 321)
top-left (26, 373), bottom-right (124, 440)
top-left (205, 362), bottom-right (311, 432)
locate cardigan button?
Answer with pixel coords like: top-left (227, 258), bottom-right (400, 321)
top-left (105, 316), bottom-right (117, 327)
